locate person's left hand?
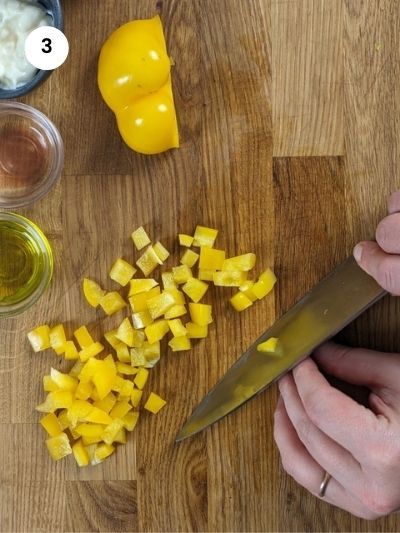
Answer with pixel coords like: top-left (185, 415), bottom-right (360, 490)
top-left (274, 341), bottom-right (400, 519)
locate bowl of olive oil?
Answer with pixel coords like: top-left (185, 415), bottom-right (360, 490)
top-left (0, 212), bottom-right (53, 317)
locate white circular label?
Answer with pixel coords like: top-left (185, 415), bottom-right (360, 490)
top-left (25, 26), bottom-right (69, 71)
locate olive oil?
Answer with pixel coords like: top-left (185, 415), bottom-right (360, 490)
top-left (0, 213), bottom-right (53, 315)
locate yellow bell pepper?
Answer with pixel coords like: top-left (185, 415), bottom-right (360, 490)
top-left (132, 310), bottom-right (154, 329)
top-left (199, 248), bottom-right (225, 270)
top-left (112, 376), bottom-right (134, 397)
top-left (79, 342), bottom-right (105, 362)
top-left (123, 411), bottom-right (139, 431)
top-left (92, 358), bottom-right (117, 400)
top-left (164, 304), bottom-right (187, 319)
top-left (189, 303), bottom-right (213, 326)
top-left (83, 278), bottom-right (105, 308)
top-left (102, 419), bottom-right (124, 445)
top-left (186, 322), bottom-right (208, 339)
top-left (172, 264), bottom-right (192, 284)
top-left (116, 317), bottom-right (135, 347)
top-left (161, 271), bottom-right (176, 290)
top-left (134, 368), bottom-right (149, 390)
top-left (49, 324), bottom-right (67, 355)
top-left (103, 329), bottom-right (120, 349)
top-left (168, 336), bottom-right (191, 352)
top-left (100, 292), bottom-right (127, 316)
top-left (192, 226), bottom-right (218, 248)
top-left (27, 325), bottom-right (51, 352)
top-left (46, 432), bottom-right (72, 461)
top-left (167, 319), bottom-right (187, 337)
top-left (116, 362), bottom-right (138, 376)
top-left (74, 326), bottom-right (94, 349)
top-left (146, 292), bottom-right (175, 319)
top-left (180, 249), bottom-right (199, 268)
top-left (50, 368), bottom-right (78, 392)
top-left (98, 16), bottom-right (179, 155)
top-left (72, 439), bottom-right (90, 467)
top-left (75, 380), bottom-right (93, 401)
top-left (129, 287), bottom-right (160, 312)
top-left (109, 258), bottom-right (136, 286)
top-left (40, 413), bottom-right (63, 437)
top-left (69, 360), bottom-right (84, 378)
top-left (115, 342), bottom-right (131, 363)
top-left (43, 375), bottom-right (58, 392)
top-left (182, 278), bottom-right (208, 303)
top-left (85, 407), bottom-right (113, 425)
top-left (131, 388), bottom-right (143, 408)
top-left (153, 241), bottom-right (170, 262)
top-left (64, 340), bottom-right (79, 360)
top-left (252, 269), bottom-right (277, 299)
top-left (238, 281), bottom-right (258, 302)
top-left (213, 271), bottom-right (247, 287)
top-left (76, 423), bottom-right (105, 439)
top-left (145, 319), bottom-right (169, 344)
top-left (257, 337), bottom-right (280, 355)
top-left (222, 253), bottom-right (256, 272)
top-left (57, 409), bottom-right (70, 431)
top-left (131, 226), bottom-right (151, 250)
top-left (136, 245), bottom-right (164, 276)
top-left (110, 400), bottom-right (132, 420)
top-left (197, 269), bottom-right (216, 282)
top-left (129, 278), bottom-right (158, 296)
top-left (36, 390), bottom-right (74, 413)
top-left (178, 234), bottom-right (194, 247)
top-left (95, 443), bottom-right (115, 462)
top-left (144, 392), bottom-right (166, 414)
top-left (230, 292), bottom-right (253, 312)
top-left (93, 392), bottom-right (117, 414)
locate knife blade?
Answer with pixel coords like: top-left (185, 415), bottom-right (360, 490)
top-left (176, 256), bottom-right (386, 442)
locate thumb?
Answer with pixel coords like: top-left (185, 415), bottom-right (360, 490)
top-left (353, 240), bottom-right (400, 294)
top-left (313, 341), bottom-right (400, 390)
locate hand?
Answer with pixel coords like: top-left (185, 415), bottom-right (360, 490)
top-left (354, 191), bottom-right (400, 294)
top-left (274, 342), bottom-right (400, 519)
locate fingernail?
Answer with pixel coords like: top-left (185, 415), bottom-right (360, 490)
top-left (353, 243), bottom-right (363, 263)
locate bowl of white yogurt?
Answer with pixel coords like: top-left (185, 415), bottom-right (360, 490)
top-left (0, 0), bottom-right (63, 99)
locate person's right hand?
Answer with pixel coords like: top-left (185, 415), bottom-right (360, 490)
top-left (354, 191), bottom-right (400, 293)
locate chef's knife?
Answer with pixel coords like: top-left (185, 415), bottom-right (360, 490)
top-left (176, 256), bottom-right (386, 442)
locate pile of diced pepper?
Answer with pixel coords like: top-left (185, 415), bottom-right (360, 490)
top-left (28, 225), bottom-right (276, 467)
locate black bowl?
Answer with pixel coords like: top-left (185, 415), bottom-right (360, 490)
top-left (0, 0), bottom-right (63, 99)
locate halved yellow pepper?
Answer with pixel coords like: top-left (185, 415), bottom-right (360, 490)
top-left (98, 16), bottom-right (179, 155)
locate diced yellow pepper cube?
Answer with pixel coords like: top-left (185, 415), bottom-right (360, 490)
top-left (222, 253), bottom-right (256, 272)
top-left (134, 368), bottom-right (149, 390)
top-left (172, 264), bottom-right (192, 284)
top-left (115, 342), bottom-right (131, 363)
top-left (136, 245), bottom-right (163, 276)
top-left (153, 241), bottom-right (170, 262)
top-left (129, 278), bottom-right (158, 296)
top-left (92, 358), bottom-right (117, 400)
top-left (131, 388), bottom-right (143, 407)
top-left (213, 271), bottom-right (247, 287)
top-left (83, 278), bottom-right (106, 308)
top-left (104, 329), bottom-right (120, 349)
top-left (131, 226), bottom-right (151, 250)
top-left (182, 278), bottom-right (209, 303)
top-left (49, 324), bottom-right (67, 355)
top-left (123, 411), bottom-right (139, 431)
top-left (102, 419), bottom-right (124, 445)
top-left (109, 258), bottom-right (136, 286)
top-left (27, 325), bottom-right (50, 352)
top-left (46, 432), bottom-right (72, 461)
top-left (146, 291), bottom-right (175, 319)
top-left (132, 310), bottom-right (154, 329)
top-left (239, 281), bottom-right (257, 302)
top-left (189, 303), bottom-right (213, 326)
top-left (116, 362), bottom-right (138, 375)
top-left (230, 292), bottom-right (253, 312)
top-left (72, 439), bottom-right (90, 467)
top-left (40, 413), bottom-right (63, 437)
top-left (43, 375), bottom-right (58, 392)
top-left (76, 423), bottom-right (106, 438)
top-left (100, 292), bottom-right (126, 315)
top-left (74, 326), bottom-right (94, 349)
top-left (144, 392), bottom-right (167, 414)
top-left (129, 287), bottom-right (160, 312)
top-left (130, 330), bottom-right (146, 348)
top-left (130, 347), bottom-right (147, 368)
top-left (197, 269), bottom-right (216, 281)
top-left (168, 319), bottom-right (187, 337)
top-left (165, 288), bottom-right (186, 305)
top-left (168, 336), bottom-right (191, 352)
top-left (69, 360), bottom-right (84, 378)
top-left (95, 443), bottom-right (115, 462)
top-left (85, 407), bottom-right (113, 425)
top-left (69, 426), bottom-right (81, 440)
top-left (193, 225), bottom-right (218, 248)
top-left (110, 400), bottom-right (132, 419)
top-left (64, 340), bottom-right (79, 360)
top-left (36, 390), bottom-right (74, 413)
top-left (180, 249), bottom-right (199, 268)
top-left (186, 322), bottom-right (208, 339)
top-left (75, 381), bottom-right (93, 401)
top-left (253, 269), bottom-right (277, 299)
top-left (112, 376), bottom-right (134, 397)
top-left (257, 337), bottom-right (280, 355)
top-left (82, 435), bottom-right (103, 446)
top-left (142, 341), bottom-right (161, 367)
top-left (164, 304), bottom-right (187, 319)
top-left (93, 392), bottom-right (117, 414)
top-left (78, 357), bottom-right (102, 383)
top-left (115, 317), bottom-right (135, 347)
top-left (161, 271), bottom-right (176, 290)
top-left (114, 427), bottom-right (127, 444)
top-left (67, 399), bottom-right (93, 426)
top-left (145, 319), bottom-right (169, 343)
top-left (179, 234), bottom-right (194, 247)
top-left (50, 368), bottom-right (78, 392)
top-left (57, 409), bottom-right (69, 431)
top-left (79, 342), bottom-right (105, 362)
top-left (199, 247), bottom-right (225, 270)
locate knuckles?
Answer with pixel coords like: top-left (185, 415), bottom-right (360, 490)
top-left (376, 257), bottom-right (400, 294)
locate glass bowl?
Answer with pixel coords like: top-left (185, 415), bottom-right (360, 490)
top-left (0, 212), bottom-right (53, 318)
top-left (0, 0), bottom-right (63, 99)
top-left (0, 101), bottom-right (64, 208)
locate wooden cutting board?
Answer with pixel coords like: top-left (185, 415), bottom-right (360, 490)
top-left (1, 0), bottom-right (400, 531)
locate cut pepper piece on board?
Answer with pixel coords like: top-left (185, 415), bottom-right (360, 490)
top-left (27, 325), bottom-right (51, 352)
top-left (144, 392), bottom-right (166, 414)
top-left (230, 292), bottom-right (253, 312)
top-left (192, 226), bottom-right (218, 248)
top-left (83, 278), bottom-right (106, 308)
top-left (178, 234), bottom-right (193, 247)
top-left (131, 226), bottom-right (151, 250)
top-left (100, 292), bottom-right (127, 315)
top-left (109, 258), bottom-right (136, 286)
top-left (46, 432), bottom-right (72, 461)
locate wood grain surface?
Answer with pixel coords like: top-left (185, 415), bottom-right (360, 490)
top-left (1, 0), bottom-right (400, 531)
